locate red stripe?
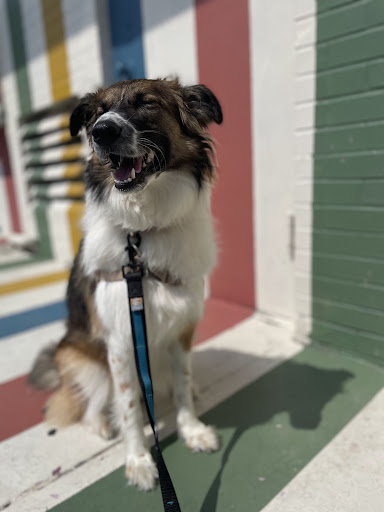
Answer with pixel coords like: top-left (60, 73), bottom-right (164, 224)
top-left (0, 127), bottom-right (21, 232)
top-left (0, 298), bottom-right (252, 442)
top-left (0, 376), bottom-right (48, 442)
top-left (195, 0), bottom-right (256, 309)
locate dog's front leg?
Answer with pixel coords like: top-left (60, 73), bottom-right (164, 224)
top-left (108, 334), bottom-right (158, 490)
top-left (171, 338), bottom-right (219, 453)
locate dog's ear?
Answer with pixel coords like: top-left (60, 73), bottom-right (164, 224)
top-left (181, 84), bottom-right (223, 128)
top-left (69, 93), bottom-right (97, 136)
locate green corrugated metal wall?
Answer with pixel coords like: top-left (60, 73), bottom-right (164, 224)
top-left (312, 0), bottom-right (384, 365)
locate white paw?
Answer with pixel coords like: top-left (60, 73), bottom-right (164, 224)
top-left (125, 452), bottom-right (158, 491)
top-left (181, 423), bottom-right (219, 453)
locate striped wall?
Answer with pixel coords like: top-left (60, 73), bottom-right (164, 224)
top-left (311, 0), bottom-right (384, 365)
top-left (1, 0), bottom-right (383, 365)
top-left (0, 0), bottom-right (107, 266)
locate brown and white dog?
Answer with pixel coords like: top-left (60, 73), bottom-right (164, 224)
top-left (30, 78), bottom-right (223, 491)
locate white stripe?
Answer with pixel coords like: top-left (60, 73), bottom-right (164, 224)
top-left (0, 320), bottom-right (66, 384)
top-left (249, 0), bottom-right (296, 318)
top-left (261, 388), bottom-right (384, 512)
top-left (0, 245), bottom-right (30, 265)
top-left (46, 201), bottom-right (74, 265)
top-left (28, 145), bottom-right (85, 164)
top-left (20, 115), bottom-right (69, 138)
top-left (0, 260), bottom-right (68, 285)
top-left (141, 0), bottom-right (198, 85)
top-left (28, 163), bottom-right (77, 181)
top-left (62, 0), bottom-right (104, 96)
top-left (2, 314), bottom-right (300, 511)
top-left (19, 0), bottom-right (53, 110)
top-left (23, 130), bottom-right (70, 151)
top-left (294, 7), bottom-right (316, 341)
top-left (295, 0), bottom-right (316, 20)
top-left (0, 281), bottom-right (66, 317)
top-left (0, 422), bottom-right (117, 509)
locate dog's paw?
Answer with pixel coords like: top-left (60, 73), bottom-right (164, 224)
top-left (90, 414), bottom-right (118, 440)
top-left (125, 453), bottom-right (158, 491)
top-left (181, 423), bottom-right (219, 453)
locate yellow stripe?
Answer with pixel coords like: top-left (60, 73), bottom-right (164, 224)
top-left (41, 0), bottom-right (71, 101)
top-left (0, 271), bottom-right (69, 296)
top-left (67, 201), bottom-right (84, 254)
top-left (63, 162), bottom-right (83, 180)
top-left (60, 130), bottom-right (72, 145)
top-left (62, 143), bottom-right (83, 161)
top-left (67, 182), bottom-right (85, 198)
top-left (60, 113), bottom-right (70, 129)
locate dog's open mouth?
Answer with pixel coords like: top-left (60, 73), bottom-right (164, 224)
top-left (109, 151), bottom-right (157, 191)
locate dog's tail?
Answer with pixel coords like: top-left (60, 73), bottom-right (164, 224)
top-left (28, 343), bottom-right (61, 391)
top-left (29, 332), bottom-right (111, 429)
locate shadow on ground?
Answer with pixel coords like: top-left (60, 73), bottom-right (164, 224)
top-left (191, 348), bottom-right (353, 512)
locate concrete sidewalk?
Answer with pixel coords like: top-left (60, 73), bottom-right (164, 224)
top-left (0, 274), bottom-right (383, 511)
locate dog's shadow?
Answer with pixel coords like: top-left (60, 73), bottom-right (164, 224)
top-left (177, 348), bottom-right (354, 512)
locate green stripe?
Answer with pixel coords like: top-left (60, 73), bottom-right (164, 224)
top-left (49, 345), bottom-right (383, 512)
top-left (5, 0), bottom-right (54, 262)
top-left (314, 180), bottom-right (384, 206)
top-left (314, 297), bottom-right (384, 341)
top-left (317, 60), bottom-right (384, 99)
top-left (317, 0), bottom-right (384, 43)
top-left (34, 201), bottom-right (53, 259)
top-left (22, 121), bottom-right (39, 138)
top-left (6, 0), bottom-right (32, 115)
top-left (315, 123), bottom-right (384, 154)
top-left (313, 230), bottom-right (384, 259)
top-left (312, 0), bottom-right (384, 367)
top-left (315, 153), bottom-right (384, 179)
top-left (313, 253), bottom-right (384, 285)
top-left (317, 26), bottom-right (384, 73)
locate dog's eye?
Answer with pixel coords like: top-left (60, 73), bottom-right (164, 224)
top-left (139, 96), bottom-right (158, 107)
top-left (96, 103), bottom-right (108, 116)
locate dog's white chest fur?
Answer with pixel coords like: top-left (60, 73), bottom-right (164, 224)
top-left (81, 171), bottom-right (216, 347)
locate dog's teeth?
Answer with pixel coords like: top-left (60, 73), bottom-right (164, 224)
top-left (131, 169), bottom-right (136, 179)
top-left (128, 177), bottom-right (132, 182)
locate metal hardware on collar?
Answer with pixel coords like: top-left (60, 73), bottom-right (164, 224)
top-left (96, 230), bottom-right (182, 286)
top-left (122, 231), bottom-right (144, 276)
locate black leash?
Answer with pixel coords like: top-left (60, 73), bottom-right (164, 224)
top-left (122, 232), bottom-right (182, 512)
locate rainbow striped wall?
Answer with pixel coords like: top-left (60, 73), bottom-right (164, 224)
top-left (1, 0), bottom-right (383, 364)
top-left (1, 2), bottom-right (384, 510)
top-left (0, 0), bottom-right (107, 267)
top-left (0, 0), bottom-right (258, 310)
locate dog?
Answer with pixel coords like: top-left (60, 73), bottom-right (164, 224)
top-left (29, 78), bottom-right (223, 491)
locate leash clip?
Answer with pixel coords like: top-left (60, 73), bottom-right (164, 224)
top-left (122, 231), bottom-right (145, 277)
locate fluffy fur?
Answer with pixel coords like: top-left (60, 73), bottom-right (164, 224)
top-left (30, 78), bottom-right (223, 491)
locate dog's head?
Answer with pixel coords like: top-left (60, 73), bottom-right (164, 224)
top-left (70, 79), bottom-right (222, 195)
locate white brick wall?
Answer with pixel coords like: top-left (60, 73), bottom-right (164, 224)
top-left (293, 0), bottom-right (317, 341)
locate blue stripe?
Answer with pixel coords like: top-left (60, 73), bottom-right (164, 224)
top-left (108, 0), bottom-right (146, 81)
top-left (132, 309), bottom-right (155, 422)
top-left (0, 301), bottom-right (67, 339)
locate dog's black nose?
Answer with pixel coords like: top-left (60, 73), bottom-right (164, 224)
top-left (92, 121), bottom-right (122, 146)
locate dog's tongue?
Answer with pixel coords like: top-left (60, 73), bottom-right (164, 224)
top-left (114, 156), bottom-right (143, 181)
